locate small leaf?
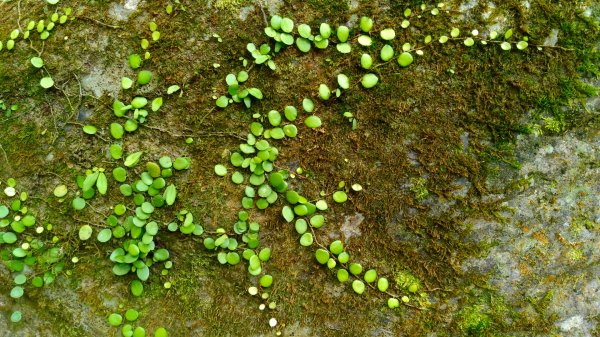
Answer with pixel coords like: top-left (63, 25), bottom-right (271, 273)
top-left (82, 125), bottom-right (97, 135)
top-left (96, 172), bottom-right (108, 195)
top-left (30, 57), bottom-right (44, 68)
top-left (83, 171), bottom-right (99, 191)
top-left (282, 206), bottom-right (294, 222)
top-left (151, 97), bottom-right (163, 111)
top-left (124, 151), bottom-right (143, 167)
top-left (167, 85), bottom-right (180, 94)
top-left (79, 225), bottom-right (93, 240)
top-left (216, 96), bottom-right (228, 108)
top-left (40, 77), bottom-right (54, 89)
top-left (397, 52), bottom-right (414, 67)
top-left (164, 184), bottom-right (177, 205)
top-left (337, 74), bottom-right (350, 89)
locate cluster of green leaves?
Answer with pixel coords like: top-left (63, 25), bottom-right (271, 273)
top-left (0, 100), bottom-right (19, 118)
top-left (71, 153), bottom-right (192, 296)
top-left (202, 210), bottom-right (272, 281)
top-left (1, 179), bottom-right (66, 323)
top-left (0, 7), bottom-right (71, 53)
top-left (215, 70), bottom-right (262, 108)
top-left (108, 308), bottom-right (169, 337)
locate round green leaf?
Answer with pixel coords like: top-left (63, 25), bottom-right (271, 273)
top-left (361, 74), bottom-right (378, 88)
top-left (79, 225), bottom-right (93, 240)
top-left (10, 286), bottom-right (24, 298)
top-left (381, 44), bottom-right (394, 61)
top-left (337, 269), bottom-right (349, 282)
top-left (30, 57), bottom-right (44, 68)
top-left (349, 263), bottom-right (363, 275)
top-left (398, 52), bottom-right (414, 67)
top-left (364, 269), bottom-right (377, 283)
top-left (336, 43), bottom-right (351, 53)
top-left (40, 77), bottom-right (54, 89)
top-left (315, 248), bottom-right (329, 264)
top-left (329, 240), bottom-right (343, 255)
top-left (216, 96), bottom-right (228, 108)
top-left (214, 164), bottom-right (227, 176)
top-left (125, 309), bottom-right (139, 322)
top-left (296, 37), bottom-right (311, 53)
top-left (378, 277), bottom-right (389, 292)
top-left (108, 313), bottom-right (123, 326)
top-left (380, 28), bottom-right (395, 40)
top-left (282, 206), bottom-right (294, 222)
top-left (131, 280), bottom-right (143, 297)
top-left (352, 280), bottom-right (365, 294)
top-left (53, 184), bottom-right (68, 198)
top-left (97, 228), bottom-right (112, 242)
top-left (333, 191), bottom-right (347, 203)
top-left (299, 232), bottom-right (313, 246)
top-left (337, 25), bottom-right (349, 42)
top-left (137, 70), bottom-right (152, 85)
top-left (305, 116), bottom-right (322, 128)
top-left (260, 274), bottom-right (273, 288)
top-left (72, 197), bottom-right (86, 210)
top-left (10, 311), bottom-right (22, 323)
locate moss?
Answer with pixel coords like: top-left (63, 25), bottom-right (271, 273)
top-left (457, 305), bottom-right (492, 336)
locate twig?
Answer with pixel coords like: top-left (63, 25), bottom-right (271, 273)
top-left (76, 16), bottom-right (121, 29)
top-left (16, 0), bottom-right (23, 32)
top-left (256, 0), bottom-right (269, 27)
top-left (0, 143), bottom-right (10, 172)
top-left (140, 123), bottom-right (246, 140)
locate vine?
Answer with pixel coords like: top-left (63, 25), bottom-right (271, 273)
top-left (0, 1), bottom-right (592, 335)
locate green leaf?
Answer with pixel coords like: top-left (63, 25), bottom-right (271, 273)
top-left (380, 28), bottom-right (395, 40)
top-left (361, 74), bottom-right (378, 88)
top-left (296, 37), bottom-right (311, 53)
top-left (83, 171), bottom-right (99, 191)
top-left (40, 77), bottom-right (54, 89)
top-left (282, 206), bottom-right (294, 222)
top-left (167, 85), bottom-right (180, 94)
top-left (247, 88), bottom-right (263, 99)
top-left (151, 97), bottom-right (163, 111)
top-left (137, 70), bottom-right (152, 85)
top-left (72, 197), bottom-right (86, 210)
top-left (214, 164), bottom-right (227, 176)
top-left (337, 74), bottom-right (350, 90)
top-left (315, 249), bottom-right (329, 264)
top-left (96, 172), bottom-right (108, 195)
top-left (280, 18), bottom-right (294, 33)
top-left (500, 42), bottom-right (512, 51)
top-left (305, 115), bottom-right (321, 128)
top-left (131, 280), bottom-right (143, 297)
top-left (124, 151), bottom-right (143, 167)
top-left (82, 125), bottom-right (97, 135)
top-left (352, 280), bottom-right (365, 294)
top-left (333, 191), bottom-right (347, 203)
top-left (380, 44), bottom-right (394, 61)
top-left (164, 184), bottom-right (176, 206)
top-left (397, 52), bottom-right (414, 67)
top-left (517, 41), bottom-right (528, 50)
top-left (337, 25), bottom-right (349, 42)
top-left (299, 233), bottom-right (313, 246)
top-left (216, 96), bottom-right (228, 108)
top-left (378, 277), bottom-right (389, 292)
top-left (336, 43), bottom-right (351, 53)
top-left (30, 57), bottom-right (44, 68)
top-left (78, 225), bottom-right (93, 240)
top-left (97, 228), bottom-right (112, 242)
